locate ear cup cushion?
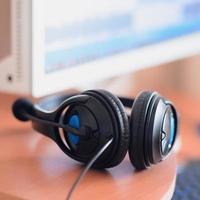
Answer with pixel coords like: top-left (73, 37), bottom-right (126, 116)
top-left (84, 90), bottom-right (130, 168)
top-left (129, 91), bottom-right (156, 170)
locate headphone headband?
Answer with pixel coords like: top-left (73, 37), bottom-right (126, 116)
top-left (36, 93), bottom-right (134, 112)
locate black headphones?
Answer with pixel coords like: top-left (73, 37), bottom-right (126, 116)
top-left (12, 90), bottom-right (178, 170)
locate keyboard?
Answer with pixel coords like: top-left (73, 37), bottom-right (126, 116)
top-left (172, 160), bottom-right (200, 200)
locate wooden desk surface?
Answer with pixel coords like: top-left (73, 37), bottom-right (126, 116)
top-left (0, 92), bottom-right (178, 200)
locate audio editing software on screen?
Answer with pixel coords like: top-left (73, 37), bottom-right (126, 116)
top-left (44, 0), bottom-right (200, 73)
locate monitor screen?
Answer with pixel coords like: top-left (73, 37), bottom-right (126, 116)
top-left (44, 0), bottom-right (200, 73)
top-left (31, 0), bottom-right (200, 96)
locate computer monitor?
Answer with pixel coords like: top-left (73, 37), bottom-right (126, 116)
top-left (1, 0), bottom-right (200, 96)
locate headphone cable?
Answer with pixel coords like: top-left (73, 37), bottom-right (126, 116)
top-left (66, 137), bottom-right (113, 200)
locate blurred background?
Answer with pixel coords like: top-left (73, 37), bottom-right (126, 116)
top-left (1, 0), bottom-right (200, 200)
top-left (103, 54), bottom-right (200, 98)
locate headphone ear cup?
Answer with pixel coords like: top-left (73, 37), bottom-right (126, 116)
top-left (128, 91), bottom-right (156, 170)
top-left (84, 90), bottom-right (130, 168)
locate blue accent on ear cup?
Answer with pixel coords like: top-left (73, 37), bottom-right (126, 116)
top-left (68, 115), bottom-right (80, 145)
top-left (169, 113), bottom-right (175, 148)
